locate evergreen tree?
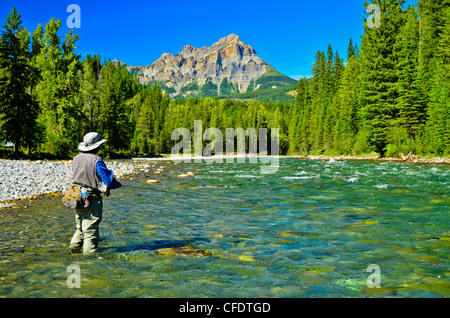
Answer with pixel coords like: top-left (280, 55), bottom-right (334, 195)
top-left (359, 0), bottom-right (405, 155)
top-left (420, 1), bottom-right (450, 155)
top-left (332, 54), bottom-right (360, 154)
top-left (80, 55), bottom-right (101, 134)
top-left (423, 6), bottom-right (450, 155)
top-left (132, 85), bottom-right (157, 154)
top-left (333, 51), bottom-right (345, 90)
top-left (394, 7), bottom-right (425, 139)
top-left (346, 38), bottom-right (357, 62)
top-left (0, 7), bottom-right (37, 153)
top-left (35, 18), bottom-right (82, 156)
top-left (290, 77), bottom-right (310, 153)
top-left (417, 0), bottom-right (448, 121)
top-left (99, 60), bottom-right (137, 156)
top-left (1, 5), bottom-right (448, 159)
top-left (309, 50), bottom-right (326, 151)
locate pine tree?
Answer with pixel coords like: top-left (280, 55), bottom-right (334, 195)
top-left (0, 7), bottom-right (38, 153)
top-left (425, 62), bottom-right (449, 155)
top-left (333, 54), bottom-right (360, 154)
top-left (420, 0), bottom-right (450, 155)
top-left (392, 5), bottom-right (423, 146)
top-left (437, 5), bottom-right (450, 68)
top-left (359, 0), bottom-right (405, 155)
top-left (418, 0), bottom-right (448, 75)
top-left (347, 39), bottom-right (357, 62)
top-left (309, 50), bottom-right (326, 151)
top-left (80, 55), bottom-right (100, 134)
top-left (298, 78), bottom-right (311, 153)
top-left (333, 51), bottom-right (345, 90)
top-left (34, 19), bottom-right (82, 156)
top-left (98, 60), bottom-right (137, 156)
top-left (132, 85), bottom-right (155, 154)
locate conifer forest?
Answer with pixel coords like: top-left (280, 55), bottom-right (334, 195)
top-left (0, 0), bottom-right (448, 158)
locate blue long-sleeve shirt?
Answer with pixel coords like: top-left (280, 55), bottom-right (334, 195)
top-left (96, 159), bottom-right (121, 189)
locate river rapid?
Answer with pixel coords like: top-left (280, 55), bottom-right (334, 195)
top-left (0, 158), bottom-right (448, 297)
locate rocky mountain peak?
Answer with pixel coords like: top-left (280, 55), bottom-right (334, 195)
top-left (215, 33), bottom-right (242, 47)
top-left (180, 44), bottom-right (196, 57)
top-left (121, 34), bottom-right (296, 98)
top-left (179, 34), bottom-right (249, 60)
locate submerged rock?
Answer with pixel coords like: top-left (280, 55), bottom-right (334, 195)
top-left (156, 246), bottom-right (212, 257)
top-left (176, 172), bottom-right (195, 177)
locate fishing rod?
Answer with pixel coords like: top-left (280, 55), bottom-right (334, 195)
top-left (123, 184), bottom-right (197, 199)
top-left (123, 181), bottom-right (269, 209)
top-left (123, 183), bottom-right (243, 203)
top-left (122, 183), bottom-right (269, 220)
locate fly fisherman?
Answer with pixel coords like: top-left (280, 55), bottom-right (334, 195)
top-left (70, 132), bottom-right (122, 255)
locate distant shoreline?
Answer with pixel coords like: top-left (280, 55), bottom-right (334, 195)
top-left (134, 154), bottom-right (450, 165)
top-left (285, 154), bottom-right (450, 165)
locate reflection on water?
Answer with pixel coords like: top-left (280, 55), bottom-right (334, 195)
top-left (0, 159), bottom-right (449, 297)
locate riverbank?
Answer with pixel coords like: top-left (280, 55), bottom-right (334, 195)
top-left (136, 153), bottom-right (450, 165)
top-left (285, 154), bottom-right (450, 165)
top-left (0, 159), bottom-right (136, 209)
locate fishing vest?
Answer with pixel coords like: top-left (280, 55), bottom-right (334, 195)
top-left (72, 153), bottom-right (102, 192)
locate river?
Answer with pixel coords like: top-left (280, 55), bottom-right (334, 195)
top-left (0, 158), bottom-right (448, 297)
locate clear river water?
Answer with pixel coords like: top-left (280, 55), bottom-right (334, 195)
top-left (0, 158), bottom-right (448, 297)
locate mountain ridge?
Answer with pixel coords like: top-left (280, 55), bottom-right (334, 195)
top-left (113, 34), bottom-right (296, 98)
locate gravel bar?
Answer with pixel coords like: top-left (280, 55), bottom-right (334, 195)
top-left (0, 159), bottom-right (135, 204)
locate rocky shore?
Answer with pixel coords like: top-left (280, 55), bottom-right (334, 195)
top-left (0, 159), bottom-right (135, 208)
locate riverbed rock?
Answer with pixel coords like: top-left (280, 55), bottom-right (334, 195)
top-left (156, 246), bottom-right (212, 257)
top-left (176, 172), bottom-right (195, 177)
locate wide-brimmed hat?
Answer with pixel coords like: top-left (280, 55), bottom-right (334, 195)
top-left (78, 132), bottom-right (107, 152)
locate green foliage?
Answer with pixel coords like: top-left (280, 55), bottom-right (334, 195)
top-left (153, 81), bottom-right (176, 95)
top-left (358, 0), bottom-right (405, 155)
top-left (255, 66), bottom-right (297, 90)
top-left (176, 80), bottom-right (201, 97)
top-left (385, 125), bottom-right (415, 157)
top-left (198, 78), bottom-right (218, 97)
top-left (79, 54), bottom-right (101, 134)
top-left (131, 84), bottom-right (170, 155)
top-left (219, 77), bottom-right (237, 96)
top-left (219, 84), bottom-right (297, 103)
top-left (172, 65), bottom-right (296, 99)
top-left (0, 3), bottom-right (448, 159)
top-left (0, 7), bottom-right (37, 153)
top-left (34, 18), bottom-right (82, 157)
top-left (279, 0), bottom-right (448, 157)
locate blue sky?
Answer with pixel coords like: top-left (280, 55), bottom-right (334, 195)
top-left (1, 0), bottom-right (417, 79)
